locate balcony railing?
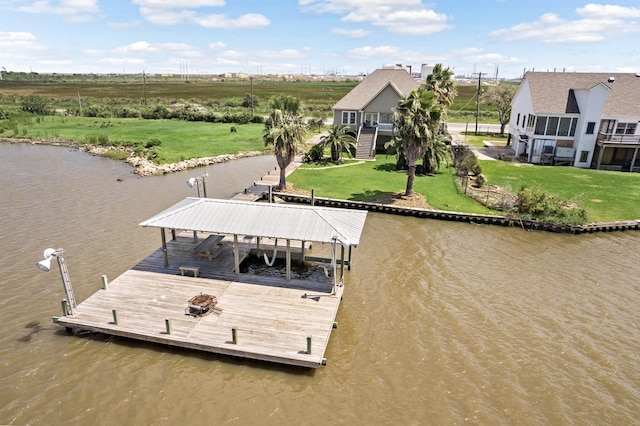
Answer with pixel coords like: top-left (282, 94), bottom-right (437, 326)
top-left (597, 132), bottom-right (640, 144)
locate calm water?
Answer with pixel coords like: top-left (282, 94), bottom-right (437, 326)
top-left (1, 142), bottom-right (639, 425)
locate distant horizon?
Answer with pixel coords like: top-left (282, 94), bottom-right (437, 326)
top-left (1, 1), bottom-right (639, 79)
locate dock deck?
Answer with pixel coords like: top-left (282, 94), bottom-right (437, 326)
top-left (57, 234), bottom-right (342, 368)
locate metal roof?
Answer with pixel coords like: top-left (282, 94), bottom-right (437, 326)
top-left (140, 197), bottom-right (368, 247)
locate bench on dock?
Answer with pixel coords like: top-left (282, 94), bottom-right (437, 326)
top-left (194, 234), bottom-right (224, 260)
top-left (179, 266), bottom-right (200, 277)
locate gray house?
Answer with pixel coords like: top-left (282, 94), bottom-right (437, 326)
top-left (332, 68), bottom-right (420, 159)
top-left (509, 72), bottom-right (640, 172)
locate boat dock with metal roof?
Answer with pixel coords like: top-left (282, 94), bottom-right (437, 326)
top-left (56, 198), bottom-right (368, 368)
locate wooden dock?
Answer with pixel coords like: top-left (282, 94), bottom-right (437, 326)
top-left (57, 234), bottom-right (342, 368)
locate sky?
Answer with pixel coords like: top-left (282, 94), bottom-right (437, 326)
top-left (0, 0), bottom-right (639, 79)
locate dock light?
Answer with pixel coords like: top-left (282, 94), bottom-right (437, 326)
top-left (186, 172), bottom-right (209, 198)
top-left (36, 248), bottom-right (77, 315)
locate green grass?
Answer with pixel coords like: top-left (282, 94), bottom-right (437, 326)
top-left (4, 115), bottom-right (267, 163)
top-left (288, 154), bottom-right (640, 222)
top-left (289, 155), bottom-right (496, 214)
top-left (480, 161), bottom-right (640, 222)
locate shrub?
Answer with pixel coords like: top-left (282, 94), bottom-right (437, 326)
top-left (514, 185), bottom-right (587, 225)
top-left (21, 96), bottom-right (50, 114)
top-left (303, 144), bottom-right (325, 163)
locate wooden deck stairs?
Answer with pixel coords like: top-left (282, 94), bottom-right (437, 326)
top-left (355, 127), bottom-right (377, 160)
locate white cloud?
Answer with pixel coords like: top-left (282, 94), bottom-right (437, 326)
top-left (98, 57), bottom-right (146, 66)
top-left (576, 3), bottom-right (640, 19)
top-left (331, 28), bottom-right (369, 37)
top-left (191, 13), bottom-right (270, 29)
top-left (209, 41), bottom-right (227, 49)
top-left (134, 1), bottom-right (269, 29)
top-left (490, 5), bottom-right (640, 43)
top-left (114, 41), bottom-right (201, 60)
top-left (301, 0), bottom-right (452, 35)
top-left (132, 0), bottom-right (225, 8)
top-left (17, 0), bottom-right (100, 18)
top-left (0, 31), bottom-right (46, 53)
top-left (258, 49), bottom-right (306, 60)
top-left (109, 20), bottom-right (141, 29)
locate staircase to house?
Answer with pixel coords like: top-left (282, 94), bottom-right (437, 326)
top-left (355, 127), bottom-right (377, 160)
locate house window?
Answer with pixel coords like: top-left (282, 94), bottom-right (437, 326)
top-left (580, 150), bottom-right (589, 162)
top-left (517, 113), bottom-right (520, 127)
top-left (586, 122), bottom-right (596, 134)
top-left (545, 117), bottom-right (559, 136)
top-left (341, 111), bottom-right (356, 125)
top-left (522, 114), bottom-right (527, 128)
top-left (558, 117), bottom-right (572, 136)
top-left (534, 116), bottom-right (547, 135)
top-left (615, 122), bottom-right (637, 135)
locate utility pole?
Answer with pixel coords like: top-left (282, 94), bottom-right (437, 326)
top-left (143, 70), bottom-right (147, 105)
top-left (475, 72), bottom-right (484, 135)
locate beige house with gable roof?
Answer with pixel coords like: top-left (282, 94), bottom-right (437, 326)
top-left (509, 72), bottom-right (640, 172)
top-left (332, 68), bottom-right (420, 159)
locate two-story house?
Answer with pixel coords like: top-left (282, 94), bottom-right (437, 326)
top-left (508, 72), bottom-right (640, 172)
top-left (332, 68), bottom-right (420, 159)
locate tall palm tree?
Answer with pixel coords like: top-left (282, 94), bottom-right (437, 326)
top-left (263, 95), bottom-right (306, 190)
top-left (424, 63), bottom-right (457, 110)
top-left (318, 124), bottom-right (357, 162)
top-left (393, 88), bottom-right (442, 196)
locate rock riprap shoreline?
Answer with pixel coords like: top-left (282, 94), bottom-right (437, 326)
top-left (2, 137), bottom-right (263, 176)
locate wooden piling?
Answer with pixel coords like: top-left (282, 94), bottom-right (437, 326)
top-left (101, 274), bottom-right (108, 290)
top-left (165, 319), bottom-right (172, 335)
top-left (112, 309), bottom-right (119, 325)
top-left (306, 336), bottom-right (312, 354)
top-left (232, 327), bottom-right (237, 344)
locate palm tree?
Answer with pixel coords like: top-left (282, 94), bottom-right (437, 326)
top-left (422, 134), bottom-right (450, 174)
top-left (318, 124), bottom-right (357, 162)
top-left (424, 63), bottom-right (457, 110)
top-left (393, 88), bottom-right (442, 196)
top-left (263, 95), bottom-right (306, 190)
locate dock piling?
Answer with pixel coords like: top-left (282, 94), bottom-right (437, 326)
top-left (61, 299), bottom-right (69, 316)
top-left (165, 319), bottom-right (172, 335)
top-left (101, 274), bottom-right (108, 290)
top-left (112, 309), bottom-right (119, 325)
top-left (232, 327), bottom-right (237, 344)
top-left (306, 336), bottom-right (312, 354)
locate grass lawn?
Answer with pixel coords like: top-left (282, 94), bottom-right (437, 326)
top-left (3, 116), bottom-right (267, 163)
top-left (288, 155), bottom-right (497, 215)
top-left (480, 161), bottom-right (640, 222)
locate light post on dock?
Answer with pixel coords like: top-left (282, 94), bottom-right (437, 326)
top-left (187, 171), bottom-right (209, 198)
top-left (36, 248), bottom-right (77, 315)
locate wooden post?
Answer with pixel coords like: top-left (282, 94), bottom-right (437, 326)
top-left (161, 228), bottom-right (168, 267)
top-left (268, 185), bottom-right (272, 203)
top-left (171, 229), bottom-right (176, 240)
top-left (232, 328), bottom-right (237, 344)
top-left (340, 244), bottom-right (345, 279)
top-left (348, 246), bottom-right (352, 271)
top-left (165, 319), bottom-right (172, 335)
top-left (301, 241), bottom-right (306, 263)
top-left (311, 189), bottom-right (315, 206)
top-left (112, 309), bottom-right (119, 325)
top-left (233, 234), bottom-right (240, 275)
top-left (286, 239), bottom-right (291, 280)
top-left (101, 274), bottom-right (108, 290)
top-left (306, 336), bottom-right (312, 354)
top-left (61, 299), bottom-right (69, 316)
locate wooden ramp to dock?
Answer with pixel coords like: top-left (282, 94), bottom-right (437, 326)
top-left (57, 235), bottom-right (342, 368)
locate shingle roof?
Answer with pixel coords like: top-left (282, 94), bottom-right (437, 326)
top-left (525, 72), bottom-right (640, 117)
top-left (332, 68), bottom-right (420, 111)
top-left (140, 197), bottom-right (368, 247)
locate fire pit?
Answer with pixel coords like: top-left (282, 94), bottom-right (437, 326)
top-left (186, 293), bottom-right (217, 316)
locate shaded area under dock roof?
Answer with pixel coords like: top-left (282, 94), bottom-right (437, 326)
top-left (139, 197), bottom-right (368, 247)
